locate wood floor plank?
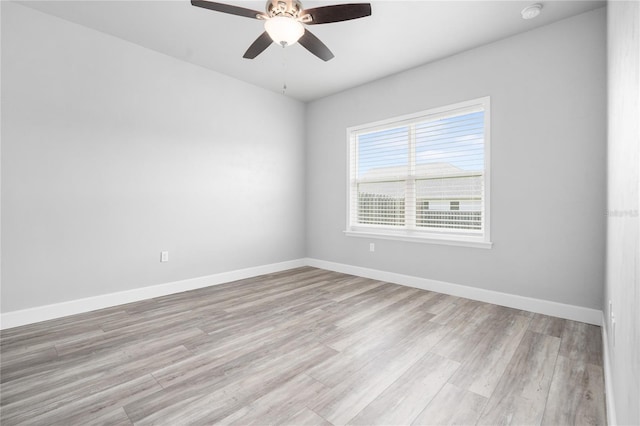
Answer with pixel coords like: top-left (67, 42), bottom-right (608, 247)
top-left (0, 346), bottom-right (59, 384)
top-left (307, 301), bottom-right (441, 388)
top-left (328, 279), bottom-right (388, 303)
top-left (150, 310), bottom-right (335, 391)
top-left (0, 308), bottom-right (126, 342)
top-left (448, 312), bottom-right (531, 398)
top-left (528, 313), bottom-right (566, 338)
top-left (332, 285), bottom-right (420, 329)
top-left (4, 374), bottom-right (161, 425)
top-left (75, 407), bottom-right (133, 426)
top-left (412, 383), bottom-right (488, 425)
top-left (347, 352), bottom-right (460, 425)
top-left (0, 267), bottom-right (606, 426)
top-left (559, 320), bottom-right (603, 366)
top-left (429, 302), bottom-right (510, 363)
top-left (223, 280), bottom-right (334, 313)
top-left (429, 298), bottom-right (483, 327)
top-left (420, 293), bottom-right (465, 316)
top-left (324, 289), bottom-right (437, 353)
top-left (0, 323), bottom-right (106, 357)
top-left (219, 373), bottom-right (327, 425)
top-left (316, 273), bottom-right (361, 288)
top-left (541, 355), bottom-right (606, 426)
top-left (130, 342), bottom-right (336, 425)
top-left (53, 315), bottom-right (201, 358)
top-left (187, 309), bottom-right (330, 356)
top-left (311, 321), bottom-right (450, 426)
top-left (320, 276), bottom-right (379, 296)
top-left (284, 408), bottom-right (333, 426)
top-left (476, 330), bottom-right (561, 425)
top-left (308, 320), bottom-right (445, 389)
top-left (0, 344), bottom-right (192, 415)
top-left (196, 290), bottom-right (333, 338)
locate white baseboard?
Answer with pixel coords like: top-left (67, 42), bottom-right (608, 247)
top-left (1, 257), bottom-right (603, 330)
top-left (0, 259), bottom-right (306, 330)
top-left (601, 314), bottom-right (618, 426)
top-left (305, 258), bottom-right (602, 325)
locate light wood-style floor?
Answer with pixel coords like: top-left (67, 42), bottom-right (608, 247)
top-left (0, 267), bottom-right (606, 425)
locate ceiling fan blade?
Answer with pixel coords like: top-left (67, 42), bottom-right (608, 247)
top-left (191, 0), bottom-right (265, 19)
top-left (298, 29), bottom-right (334, 61)
top-left (243, 32), bottom-right (273, 59)
top-left (302, 3), bottom-right (371, 25)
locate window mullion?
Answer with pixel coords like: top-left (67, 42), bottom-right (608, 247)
top-left (406, 124), bottom-right (416, 229)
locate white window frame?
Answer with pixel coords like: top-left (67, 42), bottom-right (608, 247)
top-left (345, 97), bottom-right (492, 249)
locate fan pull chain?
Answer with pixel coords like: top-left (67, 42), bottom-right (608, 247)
top-left (281, 45), bottom-right (287, 95)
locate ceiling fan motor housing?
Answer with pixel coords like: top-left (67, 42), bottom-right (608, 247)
top-left (267, 0), bottom-right (304, 19)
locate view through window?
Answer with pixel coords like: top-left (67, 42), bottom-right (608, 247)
top-left (347, 97), bottom-right (491, 247)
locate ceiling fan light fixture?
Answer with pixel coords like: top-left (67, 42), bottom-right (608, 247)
top-left (264, 16), bottom-right (304, 46)
top-left (191, 0), bottom-right (372, 60)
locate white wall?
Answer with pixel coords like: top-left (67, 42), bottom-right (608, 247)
top-left (306, 9), bottom-right (606, 310)
top-left (1, 2), bottom-right (306, 312)
top-left (605, 1), bottom-right (640, 424)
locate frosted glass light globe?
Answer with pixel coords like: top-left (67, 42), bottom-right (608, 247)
top-left (265, 16), bottom-right (304, 46)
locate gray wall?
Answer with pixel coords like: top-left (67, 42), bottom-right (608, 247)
top-left (605, 1), bottom-right (640, 424)
top-left (306, 8), bottom-right (606, 310)
top-left (1, 2), bottom-right (306, 312)
top-left (1, 4), bottom-right (609, 317)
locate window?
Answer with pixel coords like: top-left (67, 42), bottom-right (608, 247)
top-left (346, 97), bottom-right (491, 248)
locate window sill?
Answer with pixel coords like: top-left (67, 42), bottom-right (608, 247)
top-left (344, 230), bottom-right (493, 249)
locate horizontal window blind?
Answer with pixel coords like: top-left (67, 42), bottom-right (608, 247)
top-left (348, 97), bottom-right (490, 243)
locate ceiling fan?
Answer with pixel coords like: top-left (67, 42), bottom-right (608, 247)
top-left (191, 0), bottom-right (372, 61)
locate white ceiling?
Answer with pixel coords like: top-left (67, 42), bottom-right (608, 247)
top-left (18, 0), bottom-right (605, 101)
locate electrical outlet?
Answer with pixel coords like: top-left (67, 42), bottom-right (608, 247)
top-left (611, 314), bottom-right (616, 347)
top-left (609, 300), bottom-right (615, 346)
top-left (160, 251), bottom-right (169, 262)
top-left (369, 243), bottom-right (375, 252)
top-left (609, 300), bottom-right (613, 320)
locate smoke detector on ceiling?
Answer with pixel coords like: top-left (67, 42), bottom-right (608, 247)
top-left (521, 3), bottom-right (543, 20)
